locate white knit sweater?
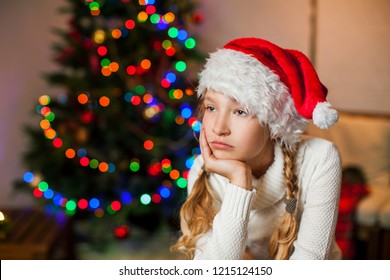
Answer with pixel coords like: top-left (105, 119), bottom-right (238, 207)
top-left (186, 137), bottom-right (342, 260)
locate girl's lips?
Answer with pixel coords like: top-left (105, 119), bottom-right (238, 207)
top-left (210, 140), bottom-right (233, 150)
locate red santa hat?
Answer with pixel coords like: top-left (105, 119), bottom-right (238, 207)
top-left (197, 37), bottom-right (338, 149)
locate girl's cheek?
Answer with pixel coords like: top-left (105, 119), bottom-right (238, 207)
top-left (201, 117), bottom-right (209, 132)
top-left (202, 124), bottom-right (211, 142)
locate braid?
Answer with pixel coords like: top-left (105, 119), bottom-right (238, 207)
top-left (171, 168), bottom-right (217, 258)
top-left (268, 144), bottom-right (299, 259)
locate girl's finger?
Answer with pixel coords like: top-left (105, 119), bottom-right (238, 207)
top-left (200, 127), bottom-right (209, 154)
top-left (199, 128), bottom-right (205, 153)
top-left (200, 128), bottom-right (213, 166)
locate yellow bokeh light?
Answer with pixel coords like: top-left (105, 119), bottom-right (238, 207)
top-left (38, 95), bottom-right (50, 105)
top-left (44, 128), bottom-right (56, 139)
top-left (40, 119), bottom-right (51, 130)
top-left (173, 89), bottom-right (183, 99)
top-left (164, 12), bottom-right (175, 23)
top-left (144, 107), bottom-right (155, 119)
top-left (144, 105), bottom-right (160, 119)
top-left (137, 11), bottom-right (148, 22)
top-left (94, 30), bottom-right (106, 44)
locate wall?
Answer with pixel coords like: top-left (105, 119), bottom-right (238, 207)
top-left (195, 0), bottom-right (310, 53)
top-left (0, 1), bottom-right (68, 207)
top-left (0, 0), bottom-right (389, 207)
top-left (317, 0), bottom-right (390, 114)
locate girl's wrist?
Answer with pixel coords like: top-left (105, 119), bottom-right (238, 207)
top-left (229, 167), bottom-right (252, 190)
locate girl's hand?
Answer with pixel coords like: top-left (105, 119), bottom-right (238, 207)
top-left (200, 128), bottom-right (252, 190)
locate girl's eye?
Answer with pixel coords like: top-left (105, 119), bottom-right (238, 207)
top-left (205, 105), bottom-right (215, 112)
top-left (235, 109), bottom-right (248, 116)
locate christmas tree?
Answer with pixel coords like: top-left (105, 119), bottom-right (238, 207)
top-left (15, 0), bottom-right (204, 235)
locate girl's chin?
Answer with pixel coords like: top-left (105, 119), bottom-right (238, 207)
top-left (211, 150), bottom-right (239, 161)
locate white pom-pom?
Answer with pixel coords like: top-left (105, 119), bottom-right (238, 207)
top-left (312, 102), bottom-right (338, 129)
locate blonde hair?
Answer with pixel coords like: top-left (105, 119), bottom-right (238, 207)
top-left (170, 169), bottom-right (217, 259)
top-left (268, 145), bottom-right (299, 259)
top-left (171, 143), bottom-right (299, 259)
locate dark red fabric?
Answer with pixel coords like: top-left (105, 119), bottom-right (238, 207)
top-left (335, 181), bottom-right (370, 259)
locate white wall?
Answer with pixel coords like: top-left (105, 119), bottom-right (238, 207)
top-left (196, 0), bottom-right (310, 53)
top-left (0, 0), bottom-right (389, 207)
top-left (317, 0), bottom-right (390, 114)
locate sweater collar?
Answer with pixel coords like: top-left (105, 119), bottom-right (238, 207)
top-left (251, 142), bottom-right (286, 209)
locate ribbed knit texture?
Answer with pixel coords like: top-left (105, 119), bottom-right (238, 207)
top-left (186, 137), bottom-right (342, 260)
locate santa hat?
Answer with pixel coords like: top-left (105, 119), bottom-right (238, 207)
top-left (197, 37), bottom-right (338, 149)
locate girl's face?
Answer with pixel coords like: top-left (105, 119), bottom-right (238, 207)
top-left (201, 89), bottom-right (273, 169)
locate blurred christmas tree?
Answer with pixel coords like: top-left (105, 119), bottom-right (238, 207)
top-left (15, 0), bottom-right (204, 236)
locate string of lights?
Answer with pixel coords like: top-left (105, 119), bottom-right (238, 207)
top-left (21, 0), bottom-right (202, 218)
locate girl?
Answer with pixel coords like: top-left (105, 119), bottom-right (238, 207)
top-left (171, 38), bottom-right (342, 260)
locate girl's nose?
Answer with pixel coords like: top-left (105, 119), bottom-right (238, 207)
top-left (212, 114), bottom-right (230, 136)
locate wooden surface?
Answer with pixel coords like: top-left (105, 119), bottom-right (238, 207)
top-left (0, 208), bottom-right (74, 259)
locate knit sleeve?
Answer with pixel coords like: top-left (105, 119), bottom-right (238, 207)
top-left (290, 138), bottom-right (342, 259)
top-left (193, 183), bottom-right (256, 260)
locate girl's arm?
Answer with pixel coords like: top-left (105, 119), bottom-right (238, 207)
top-left (193, 182), bottom-right (255, 259)
top-left (182, 156), bottom-right (255, 259)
